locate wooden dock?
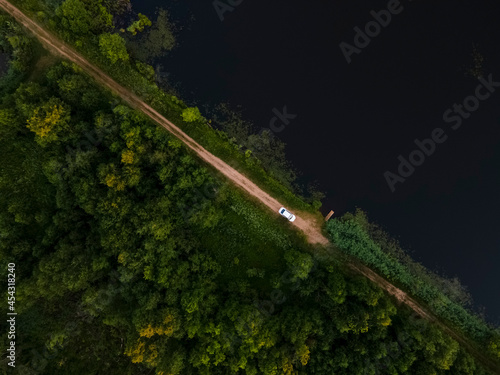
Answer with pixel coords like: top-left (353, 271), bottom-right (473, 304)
top-left (325, 210), bottom-right (334, 221)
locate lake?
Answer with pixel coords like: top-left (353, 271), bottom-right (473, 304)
top-left (132, 0), bottom-right (500, 323)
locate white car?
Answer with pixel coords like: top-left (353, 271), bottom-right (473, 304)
top-left (279, 207), bottom-right (296, 222)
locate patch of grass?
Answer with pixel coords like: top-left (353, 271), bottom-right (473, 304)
top-left (28, 49), bottom-right (59, 81)
top-left (192, 185), bottom-right (311, 289)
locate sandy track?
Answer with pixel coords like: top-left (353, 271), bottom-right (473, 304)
top-left (1, 1), bottom-right (499, 373)
top-left (349, 262), bottom-right (500, 374)
top-left (0, 0), bottom-right (328, 245)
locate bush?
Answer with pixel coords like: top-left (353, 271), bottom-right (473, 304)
top-left (181, 107), bottom-right (204, 123)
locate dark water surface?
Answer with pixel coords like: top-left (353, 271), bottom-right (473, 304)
top-left (133, 0), bottom-right (500, 323)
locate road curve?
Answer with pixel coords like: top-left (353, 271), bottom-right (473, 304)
top-left (1, 2), bottom-right (499, 373)
top-left (0, 0), bottom-right (328, 245)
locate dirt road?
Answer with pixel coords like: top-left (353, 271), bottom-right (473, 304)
top-left (1, 1), bottom-right (498, 373)
top-left (0, 0), bottom-right (328, 246)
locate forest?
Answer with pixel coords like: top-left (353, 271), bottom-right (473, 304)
top-left (1, 0), bottom-right (500, 374)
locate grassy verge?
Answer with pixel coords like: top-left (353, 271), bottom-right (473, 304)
top-left (326, 209), bottom-right (500, 363)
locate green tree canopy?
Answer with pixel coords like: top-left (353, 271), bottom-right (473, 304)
top-left (56, 0), bottom-right (93, 35)
top-left (127, 13), bottom-right (152, 36)
top-left (26, 97), bottom-right (71, 146)
top-left (181, 107), bottom-right (204, 123)
top-left (99, 33), bottom-right (129, 64)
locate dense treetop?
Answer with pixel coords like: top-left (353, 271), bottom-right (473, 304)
top-left (0, 1), bottom-right (499, 374)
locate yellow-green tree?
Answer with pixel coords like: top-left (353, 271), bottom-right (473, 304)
top-left (127, 13), bottom-right (152, 35)
top-left (26, 98), bottom-right (70, 146)
top-left (99, 33), bottom-right (129, 64)
top-left (488, 334), bottom-right (500, 359)
top-left (181, 107), bottom-right (204, 123)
